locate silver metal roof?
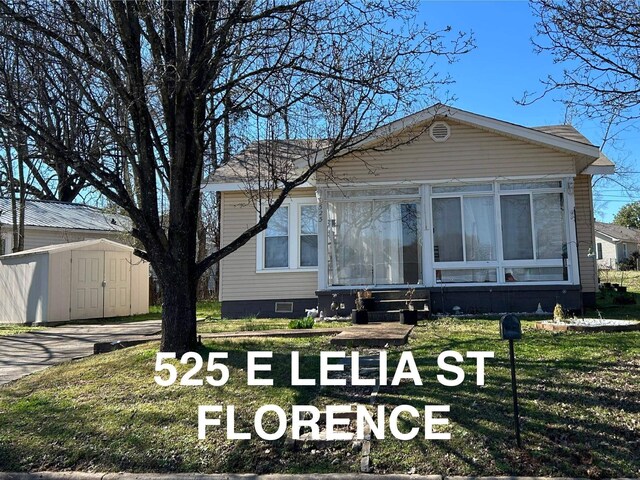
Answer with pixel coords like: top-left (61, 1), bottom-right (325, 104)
top-left (0, 198), bottom-right (130, 232)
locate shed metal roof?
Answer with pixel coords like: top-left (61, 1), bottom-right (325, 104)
top-left (0, 198), bottom-right (130, 232)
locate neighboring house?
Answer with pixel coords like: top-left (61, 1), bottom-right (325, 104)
top-left (204, 104), bottom-right (614, 318)
top-left (594, 222), bottom-right (640, 269)
top-left (0, 199), bottom-right (131, 254)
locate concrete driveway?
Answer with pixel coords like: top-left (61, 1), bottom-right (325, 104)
top-left (0, 320), bottom-right (161, 385)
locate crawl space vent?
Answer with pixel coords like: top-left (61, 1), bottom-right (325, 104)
top-left (430, 121), bottom-right (451, 142)
top-left (275, 302), bottom-right (294, 313)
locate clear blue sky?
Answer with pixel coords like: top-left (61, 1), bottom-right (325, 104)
top-left (416, 1), bottom-right (640, 221)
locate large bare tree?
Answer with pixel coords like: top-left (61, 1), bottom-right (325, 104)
top-left (527, 0), bottom-right (640, 207)
top-left (530, 0), bottom-right (640, 123)
top-left (0, 0), bottom-right (473, 353)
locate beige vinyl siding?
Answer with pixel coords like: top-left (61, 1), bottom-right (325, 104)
top-left (574, 174), bottom-right (597, 292)
top-left (220, 189), bottom-right (318, 301)
top-left (318, 120), bottom-right (577, 183)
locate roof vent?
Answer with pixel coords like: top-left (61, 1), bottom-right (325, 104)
top-left (430, 121), bottom-right (450, 142)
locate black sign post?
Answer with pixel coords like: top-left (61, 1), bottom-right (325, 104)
top-left (500, 314), bottom-right (522, 448)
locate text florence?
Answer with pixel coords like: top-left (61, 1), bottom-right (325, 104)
top-left (198, 403), bottom-right (452, 441)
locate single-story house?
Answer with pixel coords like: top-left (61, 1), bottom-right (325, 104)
top-left (204, 105), bottom-right (614, 318)
top-left (0, 198), bottom-right (130, 254)
top-left (595, 221), bottom-right (640, 269)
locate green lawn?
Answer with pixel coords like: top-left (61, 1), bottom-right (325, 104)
top-left (0, 318), bottom-right (637, 476)
top-left (0, 325), bottom-right (42, 336)
top-left (588, 270), bottom-right (640, 319)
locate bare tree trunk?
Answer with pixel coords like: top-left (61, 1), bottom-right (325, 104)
top-left (157, 261), bottom-right (198, 354)
top-left (13, 130), bottom-right (26, 251)
top-left (196, 206), bottom-right (209, 300)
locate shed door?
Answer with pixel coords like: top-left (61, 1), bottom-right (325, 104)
top-left (104, 251), bottom-right (131, 317)
top-left (70, 251), bottom-right (104, 320)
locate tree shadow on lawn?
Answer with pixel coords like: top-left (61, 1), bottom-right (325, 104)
top-left (368, 352), bottom-right (639, 477)
top-left (0, 340), bottom-right (360, 474)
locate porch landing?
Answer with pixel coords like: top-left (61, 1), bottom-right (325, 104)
top-left (330, 322), bottom-right (414, 347)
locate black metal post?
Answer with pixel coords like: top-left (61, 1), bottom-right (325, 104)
top-left (509, 338), bottom-right (522, 448)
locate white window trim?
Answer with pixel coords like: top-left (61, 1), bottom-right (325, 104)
top-left (256, 197), bottom-right (319, 273)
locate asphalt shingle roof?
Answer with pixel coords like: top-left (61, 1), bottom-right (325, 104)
top-left (595, 221), bottom-right (640, 243)
top-left (0, 198), bottom-right (130, 232)
top-left (532, 125), bottom-right (613, 168)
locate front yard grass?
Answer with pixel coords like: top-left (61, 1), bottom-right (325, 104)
top-left (0, 318), bottom-right (638, 476)
top-left (0, 325), bottom-right (42, 336)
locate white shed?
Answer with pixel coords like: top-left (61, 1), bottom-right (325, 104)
top-left (0, 239), bottom-right (149, 324)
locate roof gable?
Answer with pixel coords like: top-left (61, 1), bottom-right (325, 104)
top-left (203, 104), bottom-right (614, 191)
top-left (350, 105), bottom-right (613, 175)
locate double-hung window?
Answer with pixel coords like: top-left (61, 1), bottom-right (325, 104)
top-left (264, 206), bottom-right (289, 268)
top-left (259, 199), bottom-right (318, 271)
top-left (299, 205), bottom-right (319, 267)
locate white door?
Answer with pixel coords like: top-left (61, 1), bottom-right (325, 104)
top-left (104, 251), bottom-right (131, 317)
top-left (70, 251), bottom-right (104, 320)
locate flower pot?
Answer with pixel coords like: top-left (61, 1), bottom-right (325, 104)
top-left (616, 286), bottom-right (627, 293)
top-left (361, 298), bottom-right (376, 311)
top-left (613, 283), bottom-right (620, 288)
top-left (603, 282), bottom-right (612, 289)
top-left (399, 309), bottom-right (418, 325)
top-left (352, 309), bottom-right (369, 325)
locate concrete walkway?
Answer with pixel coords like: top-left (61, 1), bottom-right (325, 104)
top-left (0, 321), bottom-right (415, 386)
top-left (0, 320), bottom-right (162, 385)
top-left (330, 322), bottom-right (414, 347)
top-left (0, 473), bottom-right (631, 480)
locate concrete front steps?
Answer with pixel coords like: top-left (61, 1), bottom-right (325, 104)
top-left (364, 289), bottom-right (431, 322)
top-left (317, 288), bottom-right (431, 323)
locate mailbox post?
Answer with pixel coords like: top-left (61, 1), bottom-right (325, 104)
top-left (500, 314), bottom-right (522, 448)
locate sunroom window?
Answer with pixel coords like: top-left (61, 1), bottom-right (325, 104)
top-left (432, 195), bottom-right (496, 262)
top-left (501, 193), bottom-right (566, 260)
top-left (432, 180), bottom-right (570, 284)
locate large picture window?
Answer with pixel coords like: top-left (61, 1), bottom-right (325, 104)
top-left (327, 188), bottom-right (421, 286)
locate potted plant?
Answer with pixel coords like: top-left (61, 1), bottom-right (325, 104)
top-left (553, 303), bottom-right (567, 322)
top-left (616, 270), bottom-right (627, 292)
top-left (360, 288), bottom-right (376, 311)
top-left (352, 291), bottom-right (369, 324)
top-left (399, 288), bottom-right (418, 325)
